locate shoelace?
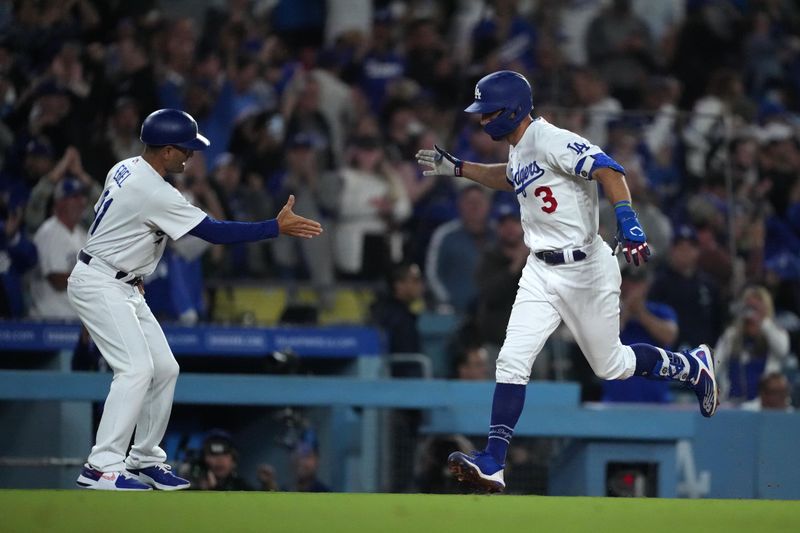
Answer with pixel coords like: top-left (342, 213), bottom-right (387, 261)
top-left (660, 352), bottom-right (692, 383)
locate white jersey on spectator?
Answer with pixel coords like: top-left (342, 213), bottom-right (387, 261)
top-left (83, 157), bottom-right (205, 276)
top-left (506, 118), bottom-right (605, 253)
top-left (29, 216), bottom-right (87, 319)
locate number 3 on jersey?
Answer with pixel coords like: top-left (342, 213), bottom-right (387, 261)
top-left (534, 186), bottom-right (558, 213)
top-left (90, 189), bottom-right (113, 235)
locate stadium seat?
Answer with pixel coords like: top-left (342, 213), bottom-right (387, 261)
top-left (318, 288), bottom-right (376, 325)
top-left (212, 287), bottom-right (287, 325)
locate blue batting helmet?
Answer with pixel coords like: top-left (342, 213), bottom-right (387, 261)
top-left (140, 109), bottom-right (210, 150)
top-left (464, 71), bottom-right (533, 140)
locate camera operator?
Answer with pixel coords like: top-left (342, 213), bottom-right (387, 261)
top-left (186, 432), bottom-right (254, 491)
top-left (714, 285), bottom-right (791, 402)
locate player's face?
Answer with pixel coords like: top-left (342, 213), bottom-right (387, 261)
top-left (165, 145), bottom-right (194, 174)
top-left (479, 109), bottom-right (503, 127)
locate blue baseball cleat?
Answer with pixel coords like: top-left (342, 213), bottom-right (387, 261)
top-left (128, 464), bottom-right (190, 491)
top-left (686, 344), bottom-right (719, 418)
top-left (653, 344), bottom-right (719, 417)
top-left (447, 451), bottom-right (505, 493)
top-left (76, 464), bottom-right (152, 490)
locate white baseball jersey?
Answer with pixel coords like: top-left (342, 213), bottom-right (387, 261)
top-left (506, 117), bottom-right (604, 252)
top-left (83, 157), bottom-right (206, 276)
top-left (29, 216), bottom-right (87, 319)
top-left (495, 117), bottom-right (637, 386)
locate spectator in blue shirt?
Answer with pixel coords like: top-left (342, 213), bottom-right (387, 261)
top-left (0, 197), bottom-right (37, 317)
top-left (359, 9), bottom-right (405, 115)
top-left (714, 285), bottom-right (791, 402)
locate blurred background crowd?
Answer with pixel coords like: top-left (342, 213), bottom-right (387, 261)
top-left (1, 0), bottom-right (800, 492)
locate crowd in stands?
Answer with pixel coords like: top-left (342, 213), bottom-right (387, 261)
top-left (2, 1), bottom-right (800, 487)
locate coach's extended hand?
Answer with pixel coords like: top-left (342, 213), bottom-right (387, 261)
top-left (415, 145), bottom-right (464, 177)
top-left (277, 195), bottom-right (323, 239)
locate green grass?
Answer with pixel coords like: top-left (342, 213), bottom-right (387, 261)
top-left (1, 490), bottom-right (798, 533)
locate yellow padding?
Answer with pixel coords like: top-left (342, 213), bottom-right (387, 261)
top-left (212, 287), bottom-right (287, 325)
top-left (319, 288), bottom-right (376, 325)
top-left (212, 286), bottom-right (377, 325)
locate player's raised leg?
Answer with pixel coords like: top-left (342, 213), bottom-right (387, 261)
top-left (124, 299), bottom-right (190, 490)
top-left (448, 280), bottom-right (561, 493)
top-left (556, 246), bottom-right (719, 417)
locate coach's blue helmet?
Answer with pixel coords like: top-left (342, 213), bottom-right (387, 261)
top-left (140, 109), bottom-right (211, 150)
top-left (464, 70), bottom-right (533, 140)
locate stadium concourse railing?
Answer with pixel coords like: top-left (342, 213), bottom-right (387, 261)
top-left (1, 320), bottom-right (799, 498)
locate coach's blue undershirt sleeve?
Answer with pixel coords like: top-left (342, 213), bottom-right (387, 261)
top-left (188, 216), bottom-right (279, 244)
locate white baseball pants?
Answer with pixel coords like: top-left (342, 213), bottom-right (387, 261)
top-left (68, 260), bottom-right (179, 472)
top-left (496, 235), bottom-right (636, 384)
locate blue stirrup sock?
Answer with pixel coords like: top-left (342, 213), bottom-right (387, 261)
top-left (631, 343), bottom-right (698, 381)
top-left (485, 383), bottom-right (526, 465)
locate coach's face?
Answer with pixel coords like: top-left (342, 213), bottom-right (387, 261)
top-left (164, 145), bottom-right (193, 174)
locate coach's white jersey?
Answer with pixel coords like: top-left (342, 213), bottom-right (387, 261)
top-left (83, 157), bottom-right (206, 276)
top-left (506, 118), bottom-right (606, 252)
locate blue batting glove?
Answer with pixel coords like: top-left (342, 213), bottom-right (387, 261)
top-left (613, 201), bottom-right (651, 267)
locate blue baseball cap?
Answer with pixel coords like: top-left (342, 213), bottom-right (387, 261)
top-left (54, 177), bottom-right (87, 200)
top-left (672, 224), bottom-right (698, 245)
top-left (26, 137), bottom-right (54, 158)
top-left (287, 132), bottom-right (315, 149)
top-left (493, 202), bottom-right (520, 221)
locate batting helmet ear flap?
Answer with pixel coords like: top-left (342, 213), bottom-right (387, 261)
top-left (464, 71), bottom-right (533, 140)
top-left (140, 109), bottom-right (211, 151)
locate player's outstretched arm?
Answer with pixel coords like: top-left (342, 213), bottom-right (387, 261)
top-left (188, 195), bottom-right (322, 244)
top-left (276, 194), bottom-right (323, 238)
top-left (415, 145), bottom-right (512, 192)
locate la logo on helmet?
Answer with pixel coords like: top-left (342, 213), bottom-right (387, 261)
top-left (474, 86), bottom-right (482, 100)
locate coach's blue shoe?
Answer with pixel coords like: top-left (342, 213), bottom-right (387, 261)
top-left (685, 344), bottom-right (719, 418)
top-left (128, 464), bottom-right (190, 491)
top-left (76, 464), bottom-right (152, 490)
top-left (447, 451), bottom-right (505, 493)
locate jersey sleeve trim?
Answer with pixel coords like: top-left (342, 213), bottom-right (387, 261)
top-left (576, 153), bottom-right (625, 180)
top-left (170, 210), bottom-right (209, 241)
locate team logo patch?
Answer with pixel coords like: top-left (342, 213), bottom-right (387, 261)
top-left (474, 86), bottom-right (482, 100)
top-left (567, 142), bottom-right (590, 155)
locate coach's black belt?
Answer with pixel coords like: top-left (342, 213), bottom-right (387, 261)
top-left (534, 249), bottom-right (587, 265)
top-left (78, 250), bottom-right (143, 286)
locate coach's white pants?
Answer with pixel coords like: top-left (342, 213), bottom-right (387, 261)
top-left (496, 235), bottom-right (636, 384)
top-left (68, 261), bottom-right (180, 472)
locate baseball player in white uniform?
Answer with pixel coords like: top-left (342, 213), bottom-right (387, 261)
top-left (416, 71), bottom-right (718, 493)
top-left (70, 109), bottom-right (322, 490)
